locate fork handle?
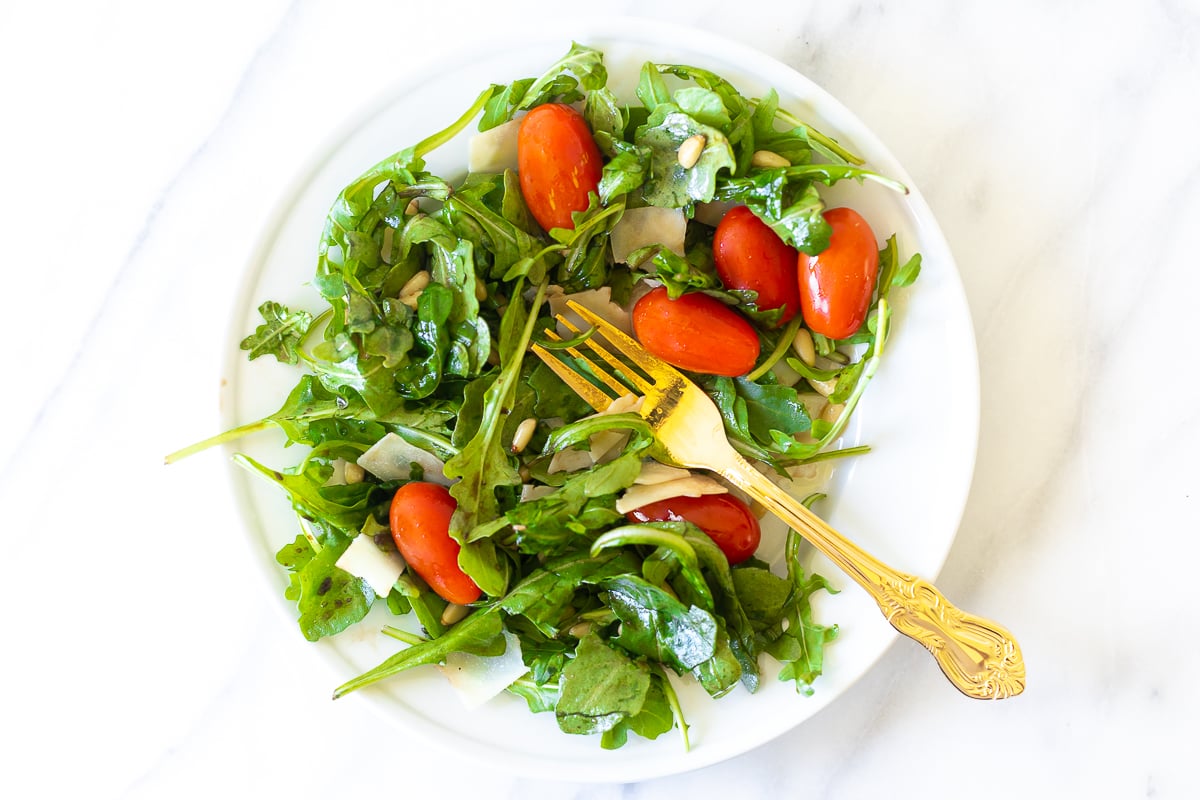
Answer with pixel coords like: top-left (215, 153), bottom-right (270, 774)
top-left (717, 454), bottom-right (1025, 699)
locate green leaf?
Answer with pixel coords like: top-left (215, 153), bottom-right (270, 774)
top-left (734, 376), bottom-right (813, 441)
top-left (601, 575), bottom-right (718, 673)
top-left (275, 530), bottom-right (374, 642)
top-left (714, 173), bottom-right (831, 255)
top-left (673, 87), bottom-right (731, 129)
top-left (333, 607), bottom-right (505, 698)
top-left (235, 454), bottom-right (376, 533)
top-left (731, 567), bottom-right (792, 632)
top-left (240, 302), bottom-right (313, 364)
top-left (445, 284), bottom-right (544, 539)
top-left (555, 633), bottom-right (651, 736)
top-left (499, 550), bottom-right (640, 637)
top-left (636, 106), bottom-right (736, 207)
top-left (763, 530), bottom-right (839, 695)
top-left (600, 671), bottom-right (675, 749)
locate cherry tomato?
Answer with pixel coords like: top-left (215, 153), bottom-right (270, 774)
top-left (626, 493), bottom-right (762, 565)
top-left (389, 482), bottom-right (481, 605)
top-left (713, 206), bottom-right (801, 325)
top-left (632, 286), bottom-right (760, 377)
top-left (517, 104), bottom-right (602, 232)
top-left (797, 207), bottom-right (879, 340)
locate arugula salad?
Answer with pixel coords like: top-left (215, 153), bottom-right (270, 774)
top-left (172, 43), bottom-right (921, 750)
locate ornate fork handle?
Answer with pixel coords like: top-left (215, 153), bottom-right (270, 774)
top-left (719, 451), bottom-right (1026, 700)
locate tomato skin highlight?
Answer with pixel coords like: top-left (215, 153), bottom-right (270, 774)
top-left (713, 206), bottom-right (802, 325)
top-left (797, 207), bottom-right (879, 340)
top-left (631, 286), bottom-right (760, 377)
top-left (389, 482), bottom-right (481, 605)
top-left (517, 104), bottom-right (603, 232)
top-left (626, 493), bottom-right (762, 565)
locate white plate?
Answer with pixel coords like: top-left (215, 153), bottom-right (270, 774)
top-left (221, 21), bottom-right (978, 783)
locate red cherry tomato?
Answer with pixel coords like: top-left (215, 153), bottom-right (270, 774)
top-left (626, 493), bottom-right (762, 565)
top-left (389, 482), bottom-right (481, 605)
top-left (797, 207), bottom-right (879, 340)
top-left (632, 286), bottom-right (760, 377)
top-left (517, 104), bottom-right (602, 232)
top-left (713, 206), bottom-right (801, 325)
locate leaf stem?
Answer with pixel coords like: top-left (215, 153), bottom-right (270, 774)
top-left (381, 626), bottom-right (429, 646)
top-left (766, 104), bottom-right (865, 166)
top-left (746, 315), bottom-right (803, 381)
top-left (414, 86), bottom-right (496, 159)
top-left (164, 419), bottom-right (273, 464)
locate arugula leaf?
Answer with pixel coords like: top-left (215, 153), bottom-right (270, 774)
top-left (731, 566), bottom-right (792, 633)
top-left (555, 633), bottom-right (651, 735)
top-left (627, 243), bottom-right (721, 299)
top-left (275, 529), bottom-right (374, 642)
top-left (444, 282), bottom-right (548, 595)
top-left (763, 529), bottom-right (839, 695)
top-left (691, 625), bottom-right (743, 698)
top-left (506, 452), bottom-right (640, 556)
top-left (234, 454), bottom-right (377, 534)
top-left (480, 42), bottom-right (607, 130)
top-left (499, 549), bottom-right (640, 637)
top-left (601, 575), bottom-right (718, 673)
top-left (714, 172), bottom-right (831, 255)
top-left (636, 105), bottom-right (736, 208)
top-left (333, 607), bottom-right (506, 699)
top-left (240, 302), bottom-right (313, 365)
top-left (600, 670), bottom-right (675, 749)
top-left (734, 376), bottom-right (813, 441)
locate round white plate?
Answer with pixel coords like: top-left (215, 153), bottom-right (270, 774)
top-left (221, 20), bottom-right (978, 783)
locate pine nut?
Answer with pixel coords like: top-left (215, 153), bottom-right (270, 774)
top-left (792, 327), bottom-right (817, 366)
top-left (510, 417), bottom-right (537, 453)
top-left (398, 270), bottom-right (431, 309)
top-left (568, 621), bottom-right (592, 638)
top-left (343, 462), bottom-right (366, 484)
top-left (751, 150), bottom-right (791, 168)
top-left (405, 198), bottom-right (420, 215)
top-left (441, 603), bottom-right (470, 626)
top-left (677, 134), bottom-right (706, 169)
top-left (474, 280), bottom-right (487, 302)
top-left (810, 377), bottom-right (838, 397)
top-left (821, 402), bottom-right (845, 425)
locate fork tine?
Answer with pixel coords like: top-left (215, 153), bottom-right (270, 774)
top-left (541, 327), bottom-right (635, 398)
top-left (565, 301), bottom-right (679, 381)
top-left (555, 314), bottom-right (655, 395)
top-left (529, 343), bottom-right (612, 413)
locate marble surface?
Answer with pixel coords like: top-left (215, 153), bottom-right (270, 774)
top-left (3, 1), bottom-right (1198, 797)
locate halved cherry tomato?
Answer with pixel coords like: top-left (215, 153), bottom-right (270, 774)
top-left (389, 482), bottom-right (481, 605)
top-left (797, 207), bottom-right (878, 339)
top-left (632, 286), bottom-right (760, 377)
top-left (713, 206), bottom-right (801, 325)
top-left (517, 104), bottom-right (602, 232)
top-left (626, 493), bottom-right (762, 565)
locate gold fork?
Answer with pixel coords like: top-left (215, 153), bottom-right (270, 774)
top-left (532, 300), bottom-right (1025, 700)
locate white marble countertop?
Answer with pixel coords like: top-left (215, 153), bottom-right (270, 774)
top-left (4, 1), bottom-right (1198, 797)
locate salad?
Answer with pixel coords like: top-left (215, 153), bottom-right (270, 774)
top-left (171, 43), bottom-right (921, 750)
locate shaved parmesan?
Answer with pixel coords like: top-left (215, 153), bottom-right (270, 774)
top-left (548, 446), bottom-right (593, 474)
top-left (610, 206), bottom-right (686, 264)
top-left (615, 474), bottom-right (728, 514)
top-left (440, 630), bottom-right (529, 709)
top-left (693, 199), bottom-right (737, 227)
top-left (633, 461), bottom-right (691, 485)
top-left (468, 118), bottom-right (522, 173)
top-left (520, 484), bottom-right (555, 502)
top-left (334, 534), bottom-right (406, 597)
top-left (548, 286), bottom-right (632, 335)
top-left (589, 429), bottom-right (629, 464)
top-left (357, 433), bottom-right (449, 485)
